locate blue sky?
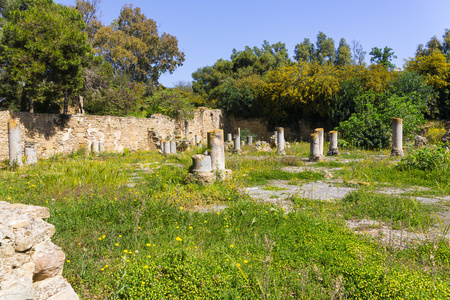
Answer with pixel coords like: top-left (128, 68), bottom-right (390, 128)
top-left (55, 0), bottom-right (450, 87)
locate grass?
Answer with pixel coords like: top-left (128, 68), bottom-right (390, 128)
top-left (1, 143), bottom-right (450, 299)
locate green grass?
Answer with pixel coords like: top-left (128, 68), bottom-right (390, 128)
top-left (1, 145), bottom-right (450, 299)
top-left (339, 190), bottom-right (439, 230)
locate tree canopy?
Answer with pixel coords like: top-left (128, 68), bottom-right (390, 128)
top-left (0, 0), bottom-right (90, 113)
top-left (369, 46), bottom-right (397, 70)
top-left (94, 4), bottom-right (185, 85)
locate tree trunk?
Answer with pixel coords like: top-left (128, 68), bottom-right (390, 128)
top-left (63, 90), bottom-right (69, 115)
top-left (29, 98), bottom-right (34, 113)
top-left (20, 89), bottom-right (27, 112)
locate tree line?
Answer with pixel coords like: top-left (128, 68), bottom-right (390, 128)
top-left (191, 31), bottom-right (450, 148)
top-left (0, 1), bottom-right (449, 148)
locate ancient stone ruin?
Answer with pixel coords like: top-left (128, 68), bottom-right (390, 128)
top-left (276, 127), bottom-right (285, 155)
top-left (0, 201), bottom-right (78, 300)
top-left (327, 131), bottom-right (340, 156)
top-left (188, 129), bottom-right (232, 185)
top-left (8, 120), bottom-right (22, 166)
top-left (391, 117), bottom-right (404, 156)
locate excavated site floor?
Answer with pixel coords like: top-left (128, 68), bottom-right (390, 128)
top-left (129, 156), bottom-right (450, 249)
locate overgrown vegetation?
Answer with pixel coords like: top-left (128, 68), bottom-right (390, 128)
top-left (1, 145), bottom-right (450, 299)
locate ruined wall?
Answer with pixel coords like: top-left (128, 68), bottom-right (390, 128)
top-left (224, 115), bottom-right (269, 140)
top-left (0, 108), bottom-right (224, 161)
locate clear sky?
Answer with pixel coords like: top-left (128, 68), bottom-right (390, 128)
top-left (55, 0), bottom-right (450, 87)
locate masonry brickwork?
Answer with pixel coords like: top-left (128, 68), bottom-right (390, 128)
top-left (0, 108), bottom-right (223, 161)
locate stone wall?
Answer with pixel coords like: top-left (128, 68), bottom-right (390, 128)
top-left (225, 116), bottom-right (269, 140)
top-left (0, 201), bottom-right (78, 300)
top-left (0, 108), bottom-right (224, 161)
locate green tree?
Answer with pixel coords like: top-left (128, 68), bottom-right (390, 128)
top-left (443, 29), bottom-right (450, 56)
top-left (294, 38), bottom-right (316, 62)
top-left (0, 0), bottom-right (91, 113)
top-left (369, 46), bottom-right (397, 70)
top-left (335, 38), bottom-right (352, 67)
top-left (315, 31), bottom-right (336, 65)
top-left (94, 4), bottom-right (185, 85)
top-left (192, 41), bottom-right (289, 112)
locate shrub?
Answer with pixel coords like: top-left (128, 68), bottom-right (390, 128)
top-left (338, 94), bottom-right (390, 149)
top-left (425, 123), bottom-right (447, 144)
top-left (103, 82), bottom-right (146, 117)
top-left (338, 91), bottom-right (427, 149)
top-left (396, 144), bottom-right (449, 171)
top-left (145, 89), bottom-right (195, 119)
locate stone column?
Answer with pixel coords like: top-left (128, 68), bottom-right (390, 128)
top-left (246, 136), bottom-right (253, 146)
top-left (91, 141), bottom-right (100, 153)
top-left (8, 120), bottom-right (22, 166)
top-left (164, 141), bottom-right (171, 154)
top-left (314, 128), bottom-right (324, 157)
top-left (207, 129), bottom-right (226, 171)
top-left (327, 131), bottom-right (339, 156)
top-left (99, 142), bottom-right (106, 153)
top-left (192, 154), bottom-right (212, 173)
top-left (170, 141), bottom-right (177, 154)
top-left (310, 132), bottom-right (321, 161)
top-left (189, 154), bottom-right (215, 185)
top-left (160, 140), bottom-right (165, 152)
top-left (227, 133), bottom-right (233, 143)
top-left (277, 127), bottom-right (285, 155)
top-left (195, 135), bottom-right (201, 147)
top-left (391, 118), bottom-right (404, 156)
top-left (24, 147), bottom-right (37, 165)
top-left (234, 128), bottom-right (241, 152)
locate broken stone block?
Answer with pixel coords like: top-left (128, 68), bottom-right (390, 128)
top-left (415, 135), bottom-right (427, 148)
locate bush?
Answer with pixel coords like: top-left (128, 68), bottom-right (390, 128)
top-left (337, 93), bottom-right (390, 149)
top-left (425, 122), bottom-right (447, 144)
top-left (145, 89), bottom-right (195, 119)
top-left (396, 144), bottom-right (449, 171)
top-left (104, 82), bottom-right (146, 117)
top-left (338, 91), bottom-right (427, 149)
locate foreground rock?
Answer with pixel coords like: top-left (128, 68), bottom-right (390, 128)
top-left (0, 201), bottom-right (78, 300)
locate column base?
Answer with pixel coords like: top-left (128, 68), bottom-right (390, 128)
top-left (390, 149), bottom-right (404, 157)
top-left (327, 149), bottom-right (340, 156)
